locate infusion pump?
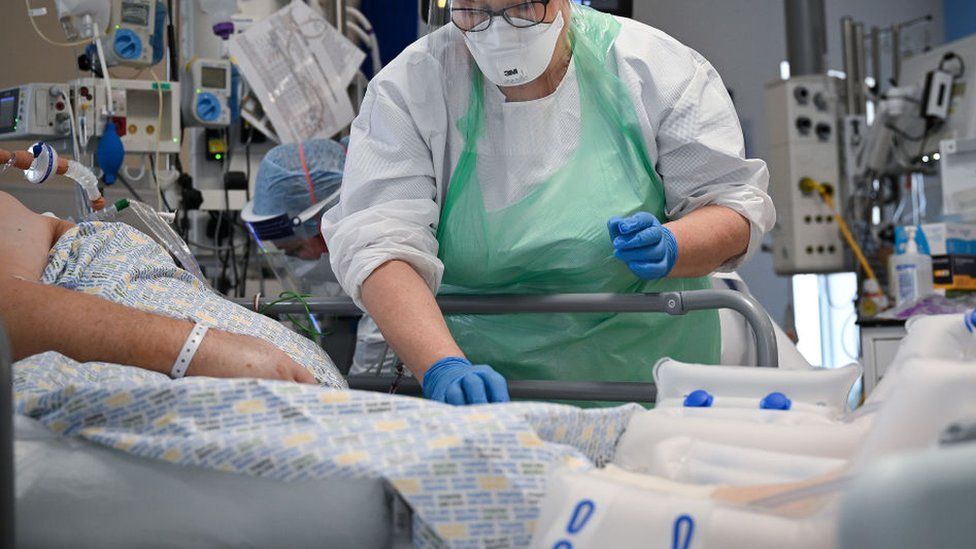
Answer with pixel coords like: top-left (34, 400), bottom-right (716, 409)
top-left (103, 0), bottom-right (160, 68)
top-left (182, 59), bottom-right (233, 128)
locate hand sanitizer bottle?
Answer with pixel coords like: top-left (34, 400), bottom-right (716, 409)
top-left (889, 226), bottom-right (935, 306)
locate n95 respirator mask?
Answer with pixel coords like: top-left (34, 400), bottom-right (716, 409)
top-left (463, 11), bottom-right (566, 87)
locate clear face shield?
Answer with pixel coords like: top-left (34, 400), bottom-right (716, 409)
top-left (242, 194), bottom-right (336, 256)
top-left (242, 138), bottom-right (346, 295)
top-left (243, 192), bottom-right (344, 296)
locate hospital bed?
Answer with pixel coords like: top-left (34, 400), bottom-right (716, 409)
top-left (6, 289), bottom-right (777, 548)
top-left (5, 304), bottom-right (975, 547)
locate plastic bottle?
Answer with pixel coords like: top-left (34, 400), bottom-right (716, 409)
top-left (889, 226), bottom-right (935, 306)
top-left (199, 0), bottom-right (239, 39)
top-left (859, 278), bottom-right (889, 317)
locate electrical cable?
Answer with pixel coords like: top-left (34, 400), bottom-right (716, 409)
top-left (939, 52), bottom-right (965, 79)
top-left (238, 236), bottom-right (251, 296)
top-left (149, 68), bottom-right (166, 211)
top-left (109, 67), bottom-right (147, 79)
top-left (185, 237), bottom-right (248, 253)
top-left (258, 292), bottom-right (330, 340)
top-left (148, 155), bottom-right (174, 213)
top-left (121, 156), bottom-right (148, 181)
top-left (801, 177), bottom-right (878, 282)
top-left (225, 184), bottom-right (240, 296)
top-left (116, 174), bottom-right (147, 203)
top-left (58, 89), bottom-right (81, 160)
top-left (166, 0), bottom-right (180, 82)
top-left (92, 28), bottom-right (115, 115)
top-left (885, 122), bottom-right (927, 141)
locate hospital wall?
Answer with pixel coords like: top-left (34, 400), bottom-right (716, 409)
top-left (633, 0), bottom-right (946, 328)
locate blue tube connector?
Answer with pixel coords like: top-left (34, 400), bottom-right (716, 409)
top-left (964, 309), bottom-right (975, 333)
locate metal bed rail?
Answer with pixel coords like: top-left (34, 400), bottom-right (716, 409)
top-left (240, 289), bottom-right (779, 402)
top-left (1, 320), bottom-right (13, 549)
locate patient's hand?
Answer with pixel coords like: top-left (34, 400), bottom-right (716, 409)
top-left (189, 329), bottom-right (317, 384)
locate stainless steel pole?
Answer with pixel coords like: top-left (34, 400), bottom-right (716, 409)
top-left (346, 376), bottom-right (658, 403)
top-left (891, 24), bottom-right (902, 84)
top-left (841, 17), bottom-right (859, 115)
top-left (853, 22), bottom-right (867, 113)
top-left (871, 26), bottom-right (883, 90)
top-left (784, 0), bottom-right (827, 76)
top-left (334, 0), bottom-right (346, 34)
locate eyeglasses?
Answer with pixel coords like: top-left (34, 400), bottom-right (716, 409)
top-left (451, 1), bottom-right (550, 32)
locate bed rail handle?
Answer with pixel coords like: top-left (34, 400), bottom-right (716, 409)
top-left (240, 289), bottom-right (779, 368)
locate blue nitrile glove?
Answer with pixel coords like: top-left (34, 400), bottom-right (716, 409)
top-left (608, 212), bottom-right (679, 280)
top-left (422, 357), bottom-right (510, 405)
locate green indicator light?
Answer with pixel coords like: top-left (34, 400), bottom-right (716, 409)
top-left (214, 153), bottom-right (222, 160)
top-left (115, 24), bottom-right (121, 30)
top-left (172, 137), bottom-right (179, 143)
top-left (196, 89), bottom-right (202, 94)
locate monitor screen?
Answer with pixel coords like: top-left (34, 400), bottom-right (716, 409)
top-left (0, 93), bottom-right (17, 134)
top-left (121, 1), bottom-right (151, 26)
top-left (201, 67), bottom-right (227, 89)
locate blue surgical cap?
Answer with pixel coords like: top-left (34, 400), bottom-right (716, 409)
top-left (247, 139), bottom-right (345, 238)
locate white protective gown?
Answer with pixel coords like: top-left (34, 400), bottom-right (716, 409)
top-left (322, 16), bottom-right (775, 308)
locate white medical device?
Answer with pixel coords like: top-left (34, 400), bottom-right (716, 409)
top-left (0, 84), bottom-right (71, 141)
top-left (103, 0), bottom-right (158, 68)
top-left (765, 75), bottom-right (847, 275)
top-left (182, 59), bottom-right (232, 128)
top-left (70, 78), bottom-right (181, 154)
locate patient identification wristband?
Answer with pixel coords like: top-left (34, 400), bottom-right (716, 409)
top-left (171, 322), bottom-right (209, 379)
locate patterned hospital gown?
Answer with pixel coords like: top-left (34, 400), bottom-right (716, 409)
top-left (14, 222), bottom-right (641, 547)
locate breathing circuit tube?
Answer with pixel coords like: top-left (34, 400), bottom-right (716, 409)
top-left (0, 144), bottom-right (105, 212)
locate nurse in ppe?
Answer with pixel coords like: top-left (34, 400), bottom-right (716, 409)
top-left (322, 0), bottom-right (775, 405)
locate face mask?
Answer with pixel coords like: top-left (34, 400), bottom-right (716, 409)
top-left (463, 11), bottom-right (565, 87)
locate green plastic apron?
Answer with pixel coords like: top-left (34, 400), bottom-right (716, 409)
top-left (436, 7), bottom-right (720, 402)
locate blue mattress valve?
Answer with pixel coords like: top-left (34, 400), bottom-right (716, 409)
top-left (760, 392), bottom-right (792, 410)
top-left (683, 389), bottom-right (713, 408)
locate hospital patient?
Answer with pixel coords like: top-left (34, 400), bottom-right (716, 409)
top-left (0, 190), bottom-right (318, 384)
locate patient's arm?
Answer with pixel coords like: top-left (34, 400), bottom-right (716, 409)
top-left (0, 191), bottom-right (74, 281)
top-left (0, 192), bottom-right (314, 383)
